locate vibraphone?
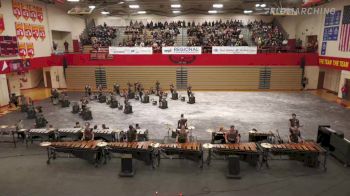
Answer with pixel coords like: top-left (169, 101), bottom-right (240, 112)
top-left (259, 141), bottom-right (327, 169)
top-left (27, 128), bottom-right (55, 146)
top-left (57, 128), bottom-right (83, 141)
top-left (107, 141), bottom-right (157, 167)
top-left (94, 129), bottom-right (119, 142)
top-left (248, 131), bottom-right (275, 143)
top-left (207, 143), bottom-right (262, 167)
top-left (159, 143), bottom-right (203, 168)
top-left (44, 141), bottom-right (107, 167)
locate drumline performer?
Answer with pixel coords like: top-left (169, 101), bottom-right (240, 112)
top-left (289, 113), bottom-right (303, 143)
top-left (224, 125), bottom-right (240, 144)
top-left (81, 122), bottom-right (94, 141)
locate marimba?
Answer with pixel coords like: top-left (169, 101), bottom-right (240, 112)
top-left (248, 131), bottom-right (275, 143)
top-left (107, 141), bottom-right (157, 167)
top-left (57, 128), bottom-right (83, 141)
top-left (259, 141), bottom-right (327, 169)
top-left (93, 129), bottom-right (119, 142)
top-left (159, 143), bottom-right (203, 168)
top-left (206, 142), bottom-right (262, 167)
top-left (42, 140), bottom-right (107, 167)
top-left (27, 128), bottom-right (55, 145)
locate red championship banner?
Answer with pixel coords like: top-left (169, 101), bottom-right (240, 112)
top-left (39, 25), bottom-right (46, 40)
top-left (24, 23), bottom-right (32, 39)
top-left (0, 14), bottom-right (4, 34)
top-left (12, 0), bottom-right (22, 19)
top-left (32, 25), bottom-right (39, 40)
top-left (36, 6), bottom-right (43, 22)
top-left (18, 42), bottom-right (27, 58)
top-left (15, 22), bottom-right (24, 40)
top-left (319, 56), bottom-right (350, 71)
top-left (26, 42), bottom-right (34, 58)
top-left (21, 3), bottom-right (30, 20)
top-left (30, 5), bottom-right (37, 22)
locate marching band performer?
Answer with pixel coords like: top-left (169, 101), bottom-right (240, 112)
top-left (289, 113), bottom-right (303, 143)
top-left (176, 125), bottom-right (189, 143)
top-left (81, 122), bottom-right (94, 141)
top-left (224, 125), bottom-right (240, 144)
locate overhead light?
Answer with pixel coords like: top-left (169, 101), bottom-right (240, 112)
top-left (171, 4), bottom-right (181, 8)
top-left (213, 4), bottom-right (223, 8)
top-left (101, 11), bottom-right (110, 15)
top-left (173, 10), bottom-right (181, 14)
top-left (137, 11), bottom-right (146, 14)
top-left (208, 10), bottom-right (217, 14)
top-left (118, 1), bottom-right (125, 4)
top-left (244, 10), bottom-right (253, 14)
top-left (129, 5), bottom-right (140, 9)
top-left (67, 0), bottom-right (80, 2)
top-left (260, 4), bottom-right (266, 8)
top-left (88, 5), bottom-right (96, 9)
top-left (255, 4), bottom-right (260, 7)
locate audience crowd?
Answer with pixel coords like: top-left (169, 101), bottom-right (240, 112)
top-left (247, 20), bottom-right (285, 48)
top-left (80, 19), bottom-right (290, 53)
top-left (186, 20), bottom-right (248, 48)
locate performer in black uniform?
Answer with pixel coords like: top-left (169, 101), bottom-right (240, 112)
top-left (177, 114), bottom-right (188, 129)
top-left (187, 86), bottom-right (192, 98)
top-left (289, 113), bottom-right (303, 143)
top-left (224, 125), bottom-right (240, 144)
top-left (170, 84), bottom-right (175, 94)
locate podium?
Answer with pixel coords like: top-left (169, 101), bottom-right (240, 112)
top-left (188, 96), bottom-right (195, 104)
top-left (171, 93), bottom-right (178, 100)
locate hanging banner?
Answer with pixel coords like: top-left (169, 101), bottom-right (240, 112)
top-left (109, 47), bottom-right (153, 55)
top-left (162, 47), bottom-right (202, 55)
top-left (32, 25), bottom-right (39, 40)
top-left (30, 5), bottom-right (37, 22)
top-left (212, 46), bottom-right (258, 54)
top-left (15, 22), bottom-right (24, 40)
top-left (0, 14), bottom-right (4, 34)
top-left (24, 23), bottom-right (32, 39)
top-left (21, 3), bottom-right (30, 20)
top-left (26, 42), bottom-right (34, 57)
top-left (38, 25), bottom-right (45, 40)
top-left (12, 0), bottom-right (22, 19)
top-left (319, 56), bottom-right (350, 71)
top-left (36, 6), bottom-right (43, 22)
top-left (18, 42), bottom-right (27, 58)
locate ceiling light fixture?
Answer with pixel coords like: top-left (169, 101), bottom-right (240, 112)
top-left (67, 0), bottom-right (80, 2)
top-left (208, 10), bottom-right (218, 14)
top-left (173, 10), bottom-right (181, 14)
top-left (244, 10), bottom-right (253, 14)
top-left (101, 11), bottom-right (110, 15)
top-left (118, 1), bottom-right (125, 4)
top-left (137, 11), bottom-right (146, 14)
top-left (260, 4), bottom-right (266, 8)
top-left (171, 4), bottom-right (181, 8)
top-left (255, 4), bottom-right (260, 7)
top-left (213, 4), bottom-right (223, 8)
top-left (89, 5), bottom-right (96, 9)
top-left (129, 5), bottom-right (140, 9)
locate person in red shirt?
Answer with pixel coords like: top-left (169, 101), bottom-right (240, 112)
top-left (341, 83), bottom-right (348, 99)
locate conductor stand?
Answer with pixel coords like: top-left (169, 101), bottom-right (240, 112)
top-left (171, 91), bottom-right (179, 100)
top-left (124, 103), bottom-right (133, 114)
top-left (159, 98), bottom-right (168, 109)
top-left (188, 94), bottom-right (195, 104)
top-left (119, 154), bottom-right (135, 177)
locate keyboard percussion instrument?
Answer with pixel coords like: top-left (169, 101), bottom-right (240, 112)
top-left (57, 128), bottom-right (83, 141)
top-left (27, 128), bottom-right (55, 145)
top-left (248, 131), bottom-right (275, 143)
top-left (0, 125), bottom-right (17, 147)
top-left (259, 141), bottom-right (327, 169)
top-left (43, 140), bottom-right (107, 167)
top-left (93, 128), bottom-right (120, 142)
top-left (205, 142), bottom-right (262, 167)
top-left (158, 142), bottom-right (203, 168)
top-left (107, 141), bottom-right (157, 167)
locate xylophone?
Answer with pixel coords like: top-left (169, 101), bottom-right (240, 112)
top-left (159, 143), bottom-right (203, 168)
top-left (107, 141), bottom-right (157, 167)
top-left (248, 131), bottom-right (275, 143)
top-left (27, 128), bottom-right (55, 145)
top-left (42, 140), bottom-right (107, 167)
top-left (57, 128), bottom-right (83, 141)
top-left (93, 129), bottom-right (120, 142)
top-left (259, 141), bottom-right (327, 169)
top-left (206, 142), bottom-right (262, 167)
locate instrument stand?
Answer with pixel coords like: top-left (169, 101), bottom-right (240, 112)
top-left (119, 154), bottom-right (135, 177)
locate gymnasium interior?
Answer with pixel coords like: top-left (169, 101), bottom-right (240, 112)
top-left (0, 0), bottom-right (350, 195)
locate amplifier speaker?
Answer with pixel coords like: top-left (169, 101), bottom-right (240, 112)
top-left (227, 155), bottom-right (241, 179)
top-left (119, 154), bottom-right (135, 177)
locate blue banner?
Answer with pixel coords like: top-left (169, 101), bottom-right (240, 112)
top-left (324, 10), bottom-right (341, 26)
top-left (323, 26), bottom-right (339, 41)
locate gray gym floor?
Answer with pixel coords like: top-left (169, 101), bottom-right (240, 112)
top-left (0, 91), bottom-right (350, 196)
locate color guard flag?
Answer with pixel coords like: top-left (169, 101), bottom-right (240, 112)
top-left (339, 5), bottom-right (350, 52)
